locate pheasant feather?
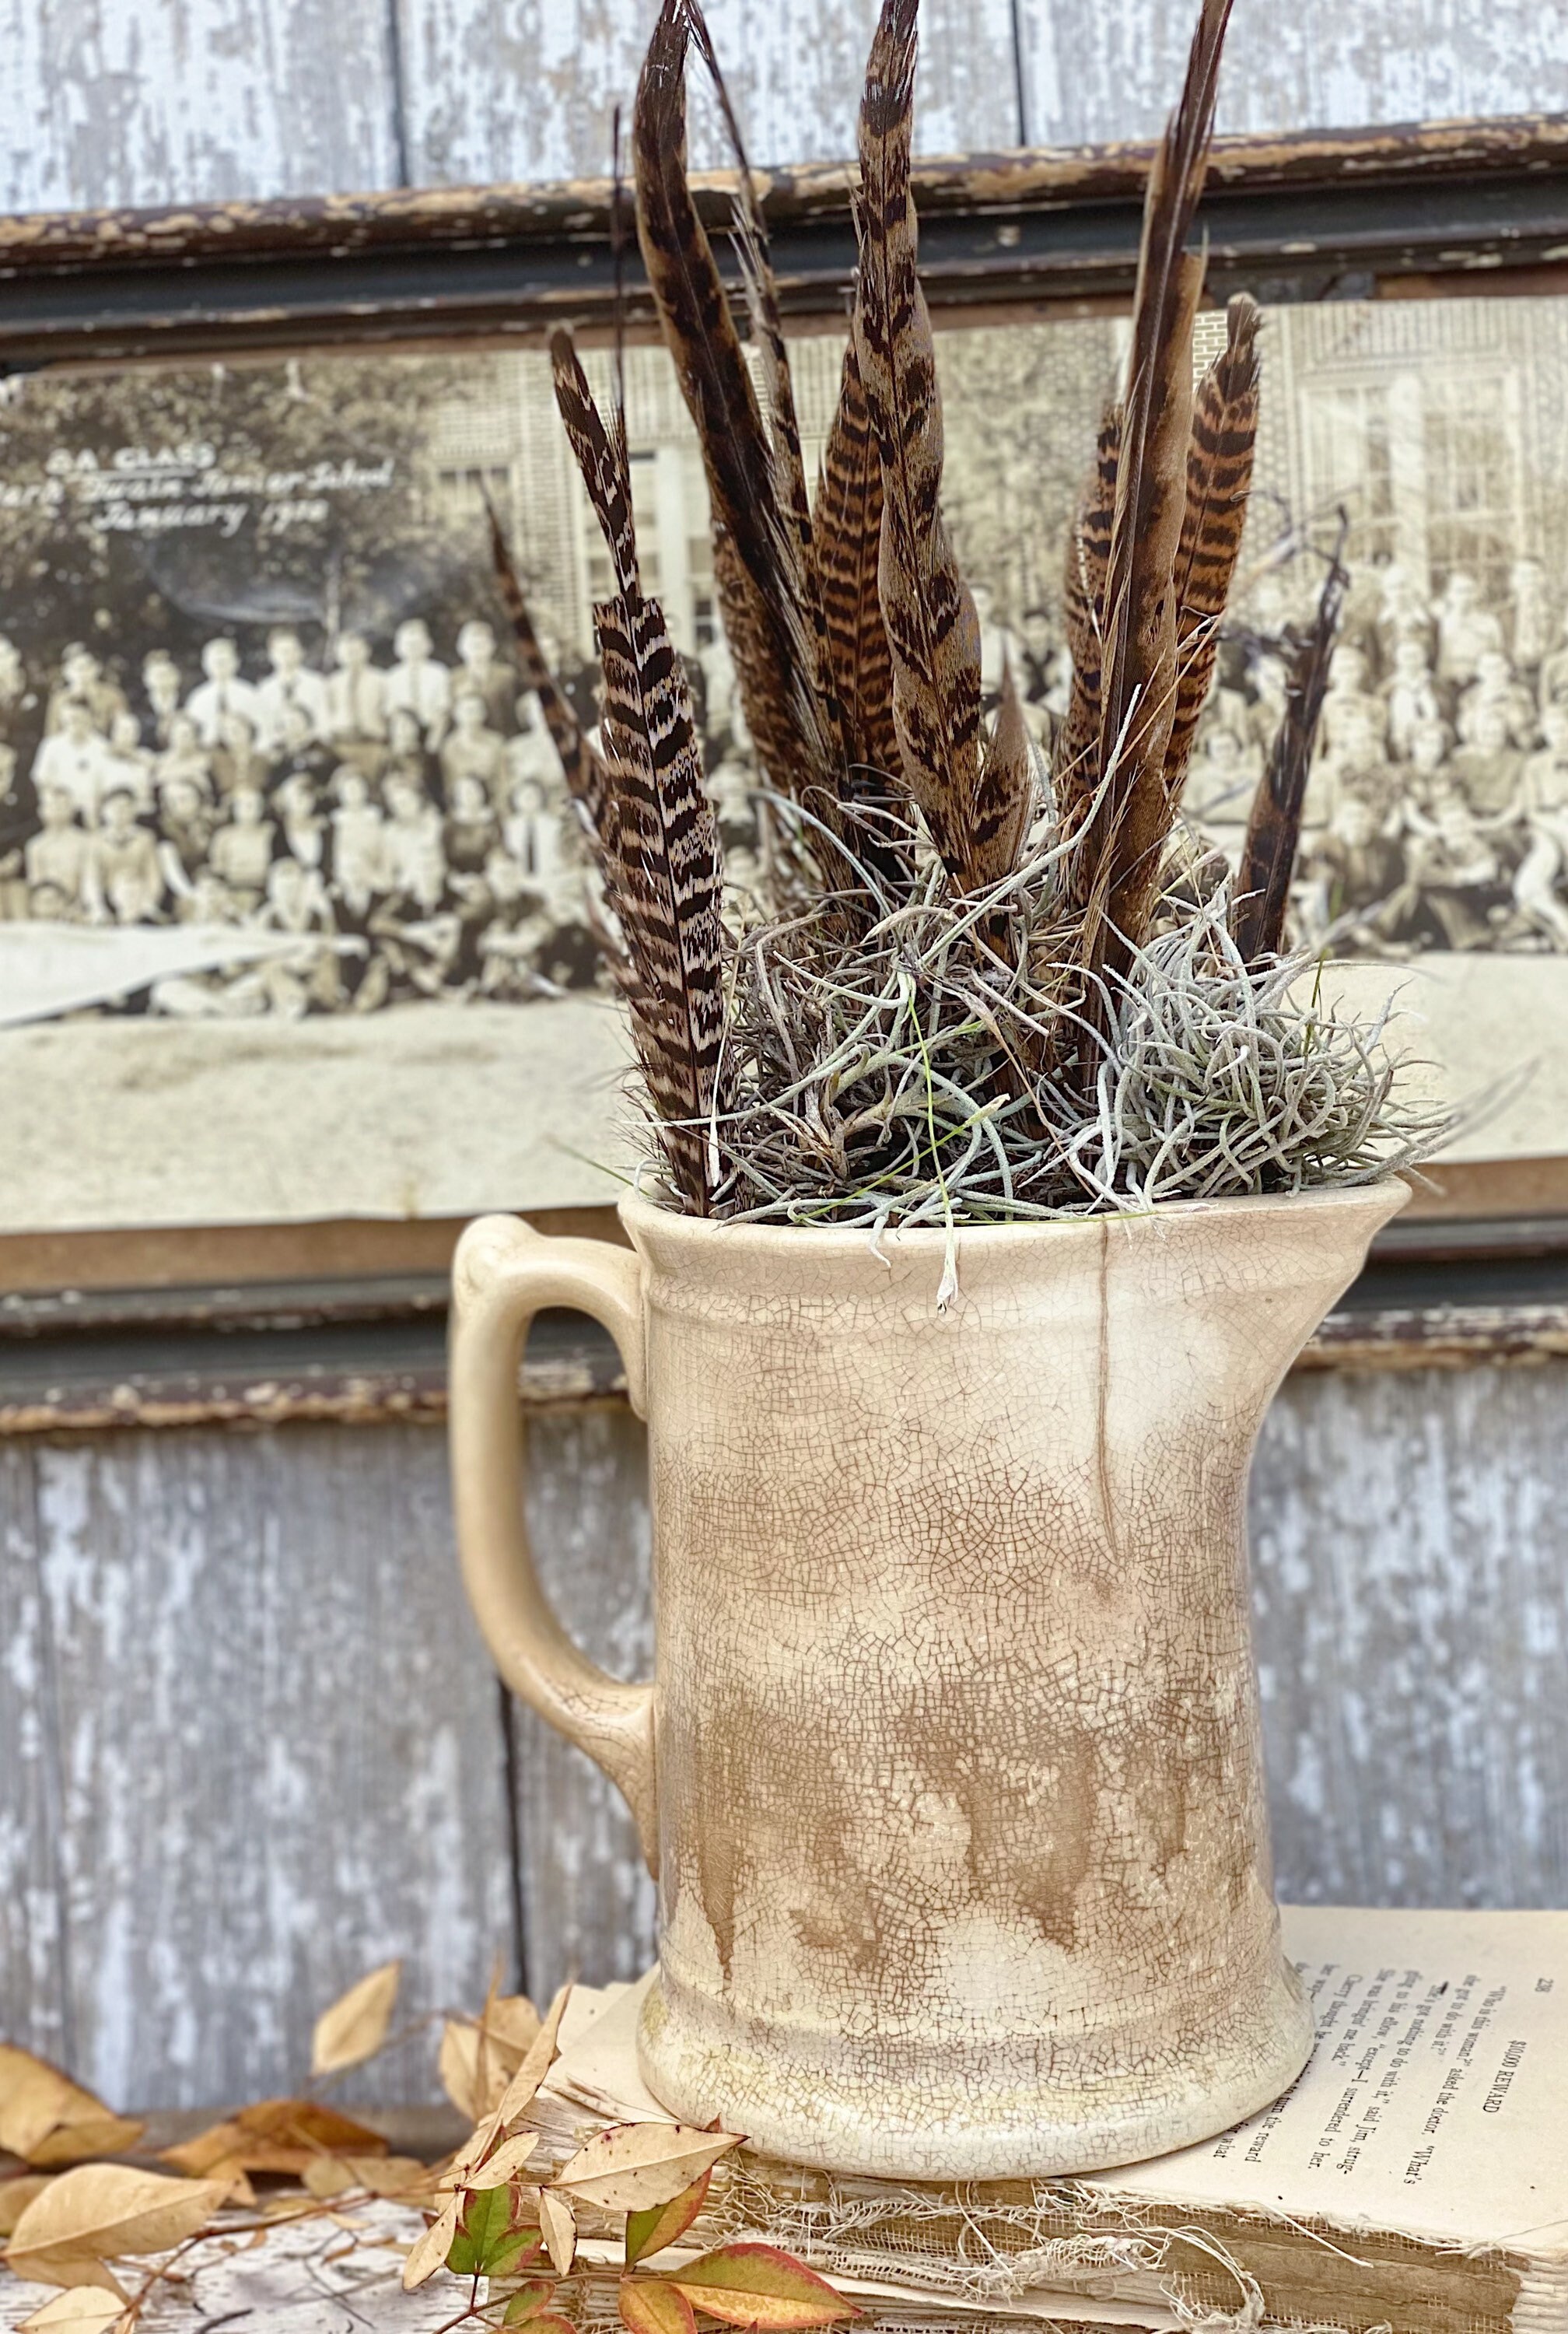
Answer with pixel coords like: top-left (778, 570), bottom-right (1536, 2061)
top-left (1054, 403), bottom-right (1122, 824)
top-left (815, 337), bottom-right (900, 787)
top-left (1166, 292), bottom-right (1262, 801)
top-left (1071, 0), bottom-right (1234, 983)
top-left (855, 0), bottom-right (1027, 896)
top-left (809, 337), bottom-right (917, 888)
top-left (683, 4), bottom-right (816, 594)
top-left (1234, 530), bottom-right (1349, 965)
top-left (483, 496), bottom-right (611, 846)
top-left (551, 330), bottom-right (729, 1211)
top-left (632, 2), bottom-right (838, 822)
top-left (972, 658), bottom-right (1035, 892)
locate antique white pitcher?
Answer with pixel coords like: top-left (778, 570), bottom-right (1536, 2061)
top-left (449, 1180), bottom-right (1404, 2178)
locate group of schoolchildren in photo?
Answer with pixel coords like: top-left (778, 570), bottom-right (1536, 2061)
top-left (0, 617), bottom-right (600, 1015)
top-left (6, 549), bottom-right (1566, 1022)
top-left (1175, 557), bottom-right (1568, 955)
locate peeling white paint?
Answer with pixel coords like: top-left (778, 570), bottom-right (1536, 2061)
top-left (1, 0), bottom-right (1558, 212)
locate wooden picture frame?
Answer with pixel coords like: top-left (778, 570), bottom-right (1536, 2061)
top-left (2, 110), bottom-right (1568, 1318)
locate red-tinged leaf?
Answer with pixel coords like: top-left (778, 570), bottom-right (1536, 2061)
top-left (620, 2277), bottom-right (699, 2334)
top-left (670, 2245), bottom-right (859, 2330)
top-left (449, 2185), bottom-right (541, 2280)
top-left (498, 2278), bottom-right (557, 2324)
top-left (519, 2318), bottom-right (576, 2334)
top-left (626, 2169), bottom-right (712, 2266)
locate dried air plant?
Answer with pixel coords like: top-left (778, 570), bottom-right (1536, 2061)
top-left (485, 0), bottom-right (1442, 1225)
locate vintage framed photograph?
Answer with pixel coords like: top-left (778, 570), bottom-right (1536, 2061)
top-left (2, 117), bottom-right (1566, 1286)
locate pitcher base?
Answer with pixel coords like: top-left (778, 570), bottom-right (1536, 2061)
top-left (636, 1958), bottom-right (1315, 2181)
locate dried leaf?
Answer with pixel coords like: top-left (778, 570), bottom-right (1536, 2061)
top-left (0, 2176), bottom-right (54, 2239)
top-left (439, 2108), bottom-right (502, 2193)
top-left (26, 2122), bottom-right (148, 2175)
top-left (488, 1997), bottom-right (544, 2064)
top-left (621, 2278), bottom-right (699, 2334)
top-left (163, 2099), bottom-right (387, 2181)
top-left (669, 2244), bottom-right (860, 2329)
top-left (469, 2135), bottom-right (540, 2189)
top-left (554, 2123), bottom-right (740, 2214)
top-left (358, 2157), bottom-right (436, 2201)
top-left (202, 2165), bottom-right (257, 2209)
top-left (9, 2262), bottom-right (124, 2299)
top-left (447, 2185), bottom-right (543, 2281)
top-left (19, 2290), bottom-right (126, 2334)
top-left (310, 1961), bottom-right (401, 2076)
top-left (5, 2165), bottom-right (227, 2290)
top-left (500, 2277), bottom-right (558, 2324)
top-left (495, 1984), bottom-right (571, 2131)
top-left (439, 2022), bottom-right (484, 2124)
top-left (537, 2187), bottom-right (576, 2274)
top-left (159, 2125), bottom-right (255, 2182)
top-left (626, 2170), bottom-right (713, 2267)
top-left (401, 2194), bottom-right (460, 2292)
top-left (0, 2048), bottom-right (145, 2169)
top-left (440, 2000), bottom-right (541, 2122)
top-left (235, 2100), bottom-right (388, 2153)
top-left (300, 2154), bottom-right (432, 2202)
top-left (300, 2157), bottom-right (353, 2201)
top-left (520, 2319), bottom-right (576, 2334)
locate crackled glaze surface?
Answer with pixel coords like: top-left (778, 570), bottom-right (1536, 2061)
top-left (451, 1182), bottom-right (1405, 2178)
top-left (628, 1187), bottom-right (1404, 2175)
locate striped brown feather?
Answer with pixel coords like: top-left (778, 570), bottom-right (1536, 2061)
top-left (971, 657), bottom-right (1034, 892)
top-left (1070, 0), bottom-right (1234, 993)
top-left (854, 0), bottom-right (993, 892)
top-left (683, 5), bottom-right (816, 592)
top-left (810, 337), bottom-right (917, 891)
top-left (1053, 403), bottom-right (1121, 822)
top-left (483, 495), bottom-right (611, 846)
top-left (632, 2), bottom-right (837, 814)
top-left (1233, 529), bottom-right (1347, 964)
top-left (815, 338), bottom-right (900, 783)
top-left (1165, 292), bottom-right (1261, 802)
top-left (596, 594), bottom-right (730, 1194)
top-left (551, 331), bottom-right (729, 1212)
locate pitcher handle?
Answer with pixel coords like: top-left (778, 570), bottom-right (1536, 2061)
top-left (450, 1214), bottom-right (658, 1873)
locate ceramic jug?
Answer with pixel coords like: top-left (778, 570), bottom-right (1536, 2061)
top-left (449, 1180), bottom-right (1405, 2178)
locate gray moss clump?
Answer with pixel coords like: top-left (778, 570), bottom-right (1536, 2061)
top-left (681, 841), bottom-right (1446, 1231)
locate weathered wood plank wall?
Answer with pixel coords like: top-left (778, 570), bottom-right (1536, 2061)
top-left (3, 1362), bottom-right (1568, 2111)
top-left (3, 0), bottom-right (1566, 211)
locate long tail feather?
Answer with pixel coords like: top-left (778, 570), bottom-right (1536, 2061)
top-left (1070, 0), bottom-right (1234, 980)
top-left (1053, 402), bottom-right (1121, 824)
top-left (483, 496), bottom-right (611, 846)
top-left (682, 2), bottom-right (814, 584)
top-left (551, 330), bottom-right (729, 1211)
top-left (815, 338), bottom-right (900, 785)
top-left (810, 337), bottom-right (918, 890)
top-left (972, 657), bottom-right (1034, 892)
top-left (632, 3), bottom-right (838, 819)
top-left (855, 0), bottom-right (999, 893)
top-left (1165, 291), bottom-right (1262, 802)
top-left (1233, 525), bottom-right (1349, 964)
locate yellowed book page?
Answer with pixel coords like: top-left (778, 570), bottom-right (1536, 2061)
top-left (1101, 1906), bottom-right (1568, 2261)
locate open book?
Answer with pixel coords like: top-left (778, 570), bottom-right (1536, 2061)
top-left (531, 1908), bottom-right (1568, 2334)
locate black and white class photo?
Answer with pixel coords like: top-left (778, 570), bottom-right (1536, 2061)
top-left (2, 291), bottom-right (1566, 1223)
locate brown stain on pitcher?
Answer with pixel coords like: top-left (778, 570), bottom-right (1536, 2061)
top-left (477, 1185), bottom-right (1407, 2172)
